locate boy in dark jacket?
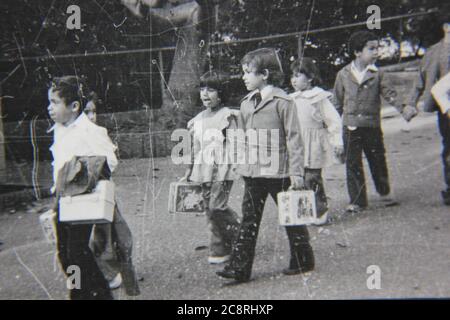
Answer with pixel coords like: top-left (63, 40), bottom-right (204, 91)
top-left (216, 48), bottom-right (314, 283)
top-left (333, 31), bottom-right (416, 212)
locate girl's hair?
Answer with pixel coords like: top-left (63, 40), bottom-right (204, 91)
top-left (199, 70), bottom-right (231, 104)
top-left (50, 76), bottom-right (97, 114)
top-left (240, 48), bottom-right (285, 87)
top-left (290, 57), bottom-right (322, 87)
top-left (348, 31), bottom-right (378, 55)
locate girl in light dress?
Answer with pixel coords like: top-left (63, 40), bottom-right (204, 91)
top-left (180, 70), bottom-right (240, 264)
top-left (290, 57), bottom-right (344, 225)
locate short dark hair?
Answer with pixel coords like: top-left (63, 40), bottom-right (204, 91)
top-left (49, 76), bottom-right (89, 110)
top-left (240, 48), bottom-right (285, 86)
top-left (348, 31), bottom-right (378, 56)
top-left (199, 70), bottom-right (231, 103)
top-left (290, 57), bottom-right (322, 87)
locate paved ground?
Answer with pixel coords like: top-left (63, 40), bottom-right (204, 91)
top-left (1, 111), bottom-right (450, 300)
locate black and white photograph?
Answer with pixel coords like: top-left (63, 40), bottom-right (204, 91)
top-left (0, 0), bottom-right (449, 302)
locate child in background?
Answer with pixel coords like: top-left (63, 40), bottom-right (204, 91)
top-left (333, 31), bottom-right (416, 212)
top-left (48, 76), bottom-right (117, 299)
top-left (217, 48), bottom-right (314, 283)
top-left (290, 57), bottom-right (344, 225)
top-left (84, 99), bottom-right (140, 295)
top-left (180, 70), bottom-right (240, 265)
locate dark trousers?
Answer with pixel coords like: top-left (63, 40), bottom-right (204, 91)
top-left (56, 222), bottom-right (113, 300)
top-left (343, 127), bottom-right (390, 207)
top-left (228, 177), bottom-right (313, 278)
top-left (438, 112), bottom-right (450, 195)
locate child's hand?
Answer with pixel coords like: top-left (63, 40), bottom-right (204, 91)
top-left (179, 169), bottom-right (192, 182)
top-left (289, 176), bottom-right (305, 190)
top-left (402, 105), bottom-right (418, 122)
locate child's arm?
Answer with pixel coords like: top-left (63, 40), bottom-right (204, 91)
top-left (405, 58), bottom-right (427, 110)
top-left (332, 71), bottom-right (345, 116)
top-left (279, 99), bottom-right (305, 183)
top-left (320, 99), bottom-right (344, 148)
top-left (224, 112), bottom-right (239, 173)
top-left (91, 127), bottom-right (119, 173)
top-left (180, 121), bottom-right (195, 181)
top-left (380, 70), bottom-right (417, 121)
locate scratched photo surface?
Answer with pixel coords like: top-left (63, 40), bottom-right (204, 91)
top-left (1, 0), bottom-right (450, 300)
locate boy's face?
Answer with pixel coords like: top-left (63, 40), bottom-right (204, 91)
top-left (200, 87), bottom-right (220, 109)
top-left (47, 88), bottom-right (78, 125)
top-left (242, 63), bottom-right (266, 91)
top-left (291, 72), bottom-right (311, 92)
top-left (84, 101), bottom-right (97, 123)
top-left (443, 22), bottom-right (450, 34)
top-left (356, 40), bottom-right (379, 66)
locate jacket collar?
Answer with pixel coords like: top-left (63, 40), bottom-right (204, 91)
top-left (48, 112), bottom-right (90, 133)
top-left (242, 87), bottom-right (289, 113)
top-left (343, 63), bottom-right (378, 85)
top-left (291, 87), bottom-right (332, 104)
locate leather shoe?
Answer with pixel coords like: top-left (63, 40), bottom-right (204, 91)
top-left (282, 264), bottom-right (314, 276)
top-left (216, 267), bottom-right (250, 283)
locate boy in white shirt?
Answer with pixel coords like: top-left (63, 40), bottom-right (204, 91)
top-left (48, 76), bottom-right (116, 299)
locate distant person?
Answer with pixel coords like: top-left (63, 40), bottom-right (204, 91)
top-left (290, 57), bottom-right (344, 225)
top-left (405, 16), bottom-right (450, 206)
top-left (83, 99), bottom-right (140, 296)
top-left (180, 70), bottom-right (240, 265)
top-left (333, 31), bottom-right (417, 213)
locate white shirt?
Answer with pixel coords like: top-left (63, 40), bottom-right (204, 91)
top-left (350, 62), bottom-right (378, 85)
top-left (348, 62), bottom-right (378, 130)
top-left (49, 113), bottom-right (118, 191)
top-left (259, 85), bottom-right (274, 101)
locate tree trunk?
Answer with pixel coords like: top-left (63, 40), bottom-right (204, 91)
top-left (156, 1), bottom-right (207, 129)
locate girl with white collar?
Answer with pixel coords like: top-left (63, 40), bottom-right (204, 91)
top-left (290, 57), bottom-right (344, 225)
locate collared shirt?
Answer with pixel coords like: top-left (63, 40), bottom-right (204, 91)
top-left (247, 85), bottom-right (274, 108)
top-left (49, 112), bottom-right (118, 191)
top-left (350, 61), bottom-right (378, 85)
top-left (347, 62), bottom-right (379, 130)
